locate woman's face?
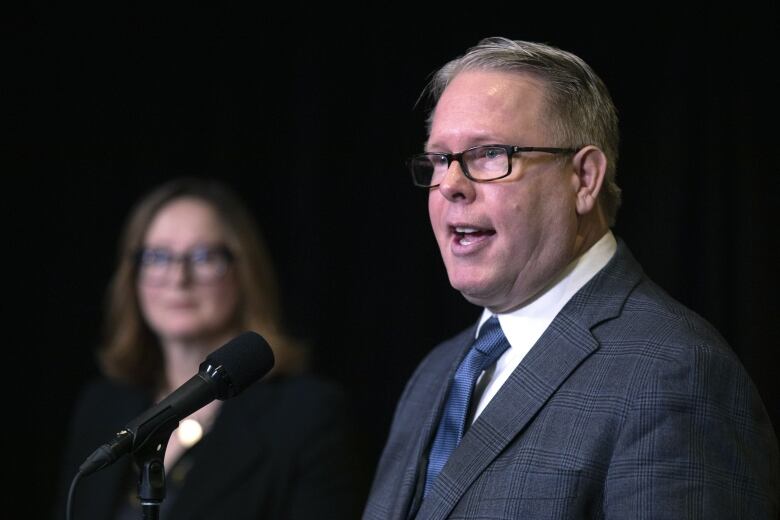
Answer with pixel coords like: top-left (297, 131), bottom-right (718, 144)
top-left (137, 197), bottom-right (241, 344)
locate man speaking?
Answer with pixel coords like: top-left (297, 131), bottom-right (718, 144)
top-left (364, 37), bottom-right (778, 519)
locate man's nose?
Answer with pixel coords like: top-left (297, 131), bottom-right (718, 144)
top-left (437, 160), bottom-right (476, 202)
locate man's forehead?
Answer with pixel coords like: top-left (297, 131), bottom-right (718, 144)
top-left (427, 70), bottom-right (552, 148)
top-left (441, 68), bottom-right (548, 99)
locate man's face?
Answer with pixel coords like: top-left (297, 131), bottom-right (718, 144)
top-left (427, 70), bottom-right (583, 312)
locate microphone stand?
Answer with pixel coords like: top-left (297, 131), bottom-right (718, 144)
top-left (132, 419), bottom-right (178, 520)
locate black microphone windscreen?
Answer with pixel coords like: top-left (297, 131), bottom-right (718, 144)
top-left (204, 331), bottom-right (275, 394)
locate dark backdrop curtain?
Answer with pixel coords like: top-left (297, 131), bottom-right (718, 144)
top-left (7, 8), bottom-right (777, 517)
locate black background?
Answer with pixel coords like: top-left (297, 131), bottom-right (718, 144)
top-left (6, 7), bottom-right (778, 517)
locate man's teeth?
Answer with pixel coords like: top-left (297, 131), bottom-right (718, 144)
top-left (455, 227), bottom-right (482, 246)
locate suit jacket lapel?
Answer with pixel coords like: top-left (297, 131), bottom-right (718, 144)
top-left (416, 240), bottom-right (643, 520)
top-left (400, 327), bottom-right (477, 520)
top-left (417, 314), bottom-right (599, 520)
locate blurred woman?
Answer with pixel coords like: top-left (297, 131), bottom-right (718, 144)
top-left (56, 178), bottom-right (362, 519)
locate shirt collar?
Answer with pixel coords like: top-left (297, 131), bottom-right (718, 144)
top-left (476, 231), bottom-right (617, 342)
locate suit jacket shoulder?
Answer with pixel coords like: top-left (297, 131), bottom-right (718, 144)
top-left (365, 239), bottom-right (779, 520)
top-left (53, 378), bottom-right (149, 520)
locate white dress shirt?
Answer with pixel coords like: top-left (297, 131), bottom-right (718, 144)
top-left (469, 231), bottom-right (618, 423)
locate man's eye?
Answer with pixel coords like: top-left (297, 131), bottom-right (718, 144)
top-left (483, 148), bottom-right (503, 159)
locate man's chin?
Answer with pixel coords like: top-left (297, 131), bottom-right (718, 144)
top-left (453, 281), bottom-right (500, 309)
top-left (453, 280), bottom-right (529, 314)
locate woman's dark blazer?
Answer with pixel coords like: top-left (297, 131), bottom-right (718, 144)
top-left (55, 373), bottom-right (364, 519)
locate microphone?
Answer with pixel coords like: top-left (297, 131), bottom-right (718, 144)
top-left (79, 331), bottom-right (274, 476)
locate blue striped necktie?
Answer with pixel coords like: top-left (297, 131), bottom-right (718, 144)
top-left (423, 316), bottom-right (510, 497)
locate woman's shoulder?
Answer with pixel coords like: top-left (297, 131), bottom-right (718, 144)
top-left (240, 373), bottom-right (347, 411)
top-left (221, 374), bottom-right (352, 437)
top-left (70, 377), bottom-right (150, 427)
top-left (78, 376), bottom-right (147, 402)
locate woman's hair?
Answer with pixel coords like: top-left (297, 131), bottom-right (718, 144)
top-left (99, 177), bottom-right (306, 389)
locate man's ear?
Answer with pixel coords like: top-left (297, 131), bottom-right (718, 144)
top-left (572, 145), bottom-right (607, 215)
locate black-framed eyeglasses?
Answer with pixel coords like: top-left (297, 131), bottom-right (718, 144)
top-left (408, 144), bottom-right (580, 188)
top-left (136, 245), bottom-right (234, 286)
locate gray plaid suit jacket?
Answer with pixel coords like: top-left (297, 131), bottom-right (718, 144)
top-left (364, 240), bottom-right (779, 519)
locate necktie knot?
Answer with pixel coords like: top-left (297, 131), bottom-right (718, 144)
top-left (472, 316), bottom-right (508, 359)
